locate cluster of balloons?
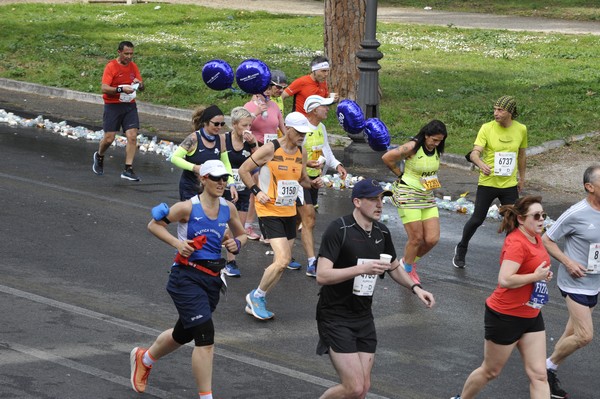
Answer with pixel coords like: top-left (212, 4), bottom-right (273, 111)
top-left (202, 59), bottom-right (272, 95)
top-left (202, 59), bottom-right (390, 153)
top-left (336, 100), bottom-right (391, 151)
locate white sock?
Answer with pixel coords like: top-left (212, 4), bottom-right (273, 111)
top-left (199, 391), bottom-right (213, 399)
top-left (244, 222), bottom-right (252, 229)
top-left (254, 288), bottom-right (266, 298)
top-left (308, 257), bottom-right (316, 264)
top-left (142, 350), bottom-right (155, 367)
top-left (546, 358), bottom-right (558, 371)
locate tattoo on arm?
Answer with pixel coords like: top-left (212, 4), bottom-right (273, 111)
top-left (181, 134), bottom-right (197, 151)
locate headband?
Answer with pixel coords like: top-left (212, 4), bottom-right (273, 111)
top-left (311, 62), bottom-right (330, 72)
top-left (201, 104), bottom-right (224, 123)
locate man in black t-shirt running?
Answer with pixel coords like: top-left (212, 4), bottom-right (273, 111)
top-left (315, 178), bottom-right (435, 398)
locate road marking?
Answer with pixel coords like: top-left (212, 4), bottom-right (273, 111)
top-left (0, 172), bottom-right (149, 210)
top-left (3, 343), bottom-right (178, 399)
top-left (0, 284), bottom-right (391, 399)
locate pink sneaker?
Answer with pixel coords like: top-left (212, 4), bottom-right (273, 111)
top-left (401, 258), bottom-right (421, 285)
top-left (408, 266), bottom-right (421, 285)
top-left (130, 347), bottom-right (152, 393)
top-left (245, 226), bottom-right (260, 240)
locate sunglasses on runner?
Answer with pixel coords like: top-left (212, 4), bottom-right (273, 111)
top-left (207, 175), bottom-right (229, 183)
top-left (210, 121), bottom-right (226, 127)
top-left (526, 212), bottom-right (547, 221)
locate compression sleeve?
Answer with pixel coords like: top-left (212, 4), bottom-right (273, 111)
top-left (219, 151), bottom-right (236, 186)
top-left (170, 145), bottom-right (195, 172)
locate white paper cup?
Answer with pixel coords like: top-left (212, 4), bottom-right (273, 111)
top-left (380, 254), bottom-right (392, 263)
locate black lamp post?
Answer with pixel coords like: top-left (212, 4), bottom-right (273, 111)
top-left (344, 0), bottom-right (384, 165)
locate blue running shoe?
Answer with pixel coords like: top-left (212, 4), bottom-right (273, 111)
top-left (245, 305), bottom-right (274, 319)
top-left (306, 260), bottom-right (317, 277)
top-left (224, 260), bottom-right (241, 277)
top-left (287, 258), bottom-right (302, 270)
top-left (245, 290), bottom-right (273, 320)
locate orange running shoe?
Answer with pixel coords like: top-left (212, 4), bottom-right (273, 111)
top-left (130, 347), bottom-right (152, 393)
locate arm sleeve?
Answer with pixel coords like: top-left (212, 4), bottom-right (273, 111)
top-left (220, 151), bottom-right (235, 186)
top-left (320, 125), bottom-right (341, 172)
top-left (170, 145), bottom-right (195, 172)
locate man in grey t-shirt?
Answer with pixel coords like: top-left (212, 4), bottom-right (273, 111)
top-left (542, 165), bottom-right (600, 399)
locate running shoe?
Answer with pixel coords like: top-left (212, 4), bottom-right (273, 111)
top-left (450, 396), bottom-right (461, 399)
top-left (92, 151), bottom-right (104, 175)
top-left (401, 258), bottom-right (420, 284)
top-left (224, 260), bottom-right (241, 277)
top-left (245, 289), bottom-right (273, 320)
top-left (245, 226), bottom-right (260, 240)
top-left (287, 258), bottom-right (302, 270)
top-left (547, 369), bottom-right (569, 398)
top-left (130, 347), bottom-right (152, 393)
top-left (306, 260), bottom-right (317, 277)
top-left (121, 167), bottom-right (140, 181)
top-left (452, 245), bottom-right (466, 269)
top-left (245, 304), bottom-right (274, 319)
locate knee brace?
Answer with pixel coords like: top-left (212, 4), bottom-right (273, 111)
top-left (193, 318), bottom-right (215, 347)
top-left (172, 319), bottom-right (194, 345)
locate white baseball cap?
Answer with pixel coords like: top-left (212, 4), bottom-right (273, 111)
top-left (284, 112), bottom-right (313, 133)
top-left (199, 160), bottom-right (231, 177)
top-left (303, 95), bottom-right (335, 113)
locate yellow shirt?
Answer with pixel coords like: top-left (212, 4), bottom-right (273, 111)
top-left (474, 120), bottom-right (527, 188)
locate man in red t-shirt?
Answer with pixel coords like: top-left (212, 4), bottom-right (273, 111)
top-left (92, 41), bottom-right (145, 181)
top-left (281, 55), bottom-right (338, 117)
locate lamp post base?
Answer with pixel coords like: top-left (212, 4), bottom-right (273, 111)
top-left (343, 141), bottom-right (386, 168)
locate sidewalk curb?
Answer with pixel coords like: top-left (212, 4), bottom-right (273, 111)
top-left (1, 77), bottom-right (598, 171)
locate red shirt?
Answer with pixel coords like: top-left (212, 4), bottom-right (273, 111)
top-left (486, 229), bottom-right (551, 318)
top-left (284, 74), bottom-right (328, 117)
top-left (101, 59), bottom-right (142, 104)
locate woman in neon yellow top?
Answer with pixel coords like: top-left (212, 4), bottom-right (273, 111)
top-left (382, 120), bottom-right (448, 284)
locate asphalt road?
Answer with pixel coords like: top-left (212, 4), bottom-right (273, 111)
top-left (1, 117), bottom-right (599, 399)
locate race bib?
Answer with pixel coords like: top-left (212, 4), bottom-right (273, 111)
top-left (586, 243), bottom-right (600, 274)
top-left (526, 280), bottom-right (549, 309)
top-left (264, 133), bottom-right (278, 144)
top-left (420, 174), bottom-right (441, 190)
top-left (232, 168), bottom-right (245, 191)
top-left (494, 152), bottom-right (516, 176)
top-left (274, 180), bottom-right (298, 207)
top-left (352, 259), bottom-right (378, 296)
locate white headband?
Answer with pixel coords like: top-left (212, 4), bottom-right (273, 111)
top-left (311, 62), bottom-right (330, 72)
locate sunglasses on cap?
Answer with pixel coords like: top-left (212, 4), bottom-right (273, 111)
top-left (209, 121), bottom-right (226, 127)
top-left (525, 212), bottom-right (548, 221)
top-left (207, 175), bottom-right (229, 182)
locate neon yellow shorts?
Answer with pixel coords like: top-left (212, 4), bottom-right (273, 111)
top-left (397, 206), bottom-right (439, 224)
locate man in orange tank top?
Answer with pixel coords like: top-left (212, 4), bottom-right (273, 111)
top-left (238, 112), bottom-right (324, 320)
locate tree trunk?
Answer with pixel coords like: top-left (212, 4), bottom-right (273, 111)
top-left (324, 0), bottom-right (365, 101)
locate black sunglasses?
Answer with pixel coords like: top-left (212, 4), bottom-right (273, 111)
top-left (210, 121), bottom-right (226, 127)
top-left (207, 175), bottom-right (229, 183)
top-left (526, 212), bottom-right (548, 221)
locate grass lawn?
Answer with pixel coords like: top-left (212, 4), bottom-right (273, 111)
top-left (0, 2), bottom-right (598, 153)
top-left (380, 0), bottom-right (600, 21)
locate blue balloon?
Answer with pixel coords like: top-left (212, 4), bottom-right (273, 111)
top-left (336, 99), bottom-right (365, 134)
top-left (364, 118), bottom-right (391, 151)
top-left (236, 59), bottom-right (271, 94)
top-left (202, 60), bottom-right (234, 91)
